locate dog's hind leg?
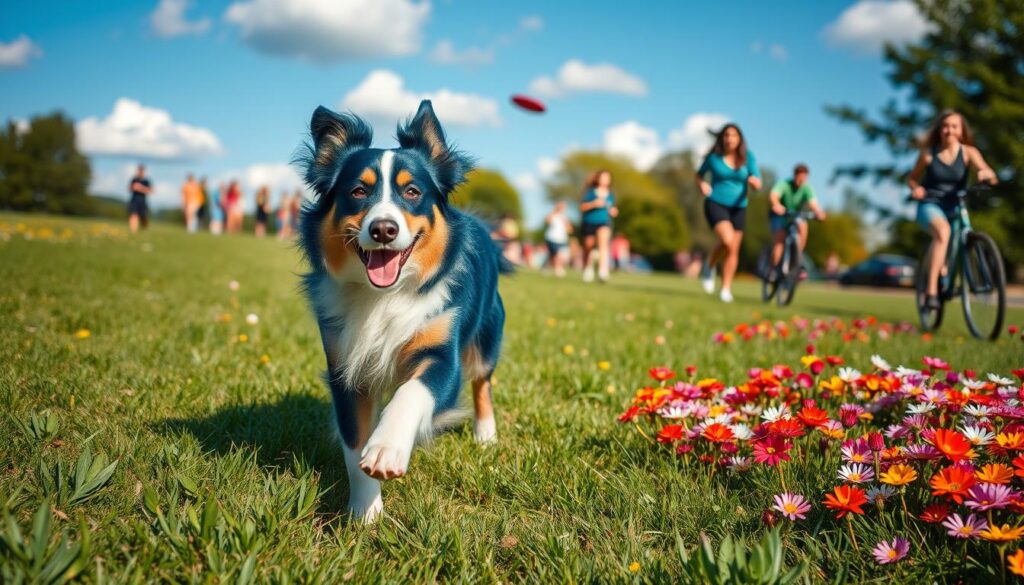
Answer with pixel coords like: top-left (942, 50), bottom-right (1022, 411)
top-left (472, 377), bottom-right (497, 444)
top-left (333, 386), bottom-right (382, 523)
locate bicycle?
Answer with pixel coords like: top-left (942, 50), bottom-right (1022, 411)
top-left (913, 183), bottom-right (1006, 340)
top-left (761, 210), bottom-right (817, 306)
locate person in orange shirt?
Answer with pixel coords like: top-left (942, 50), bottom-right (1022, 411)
top-left (182, 174), bottom-right (203, 233)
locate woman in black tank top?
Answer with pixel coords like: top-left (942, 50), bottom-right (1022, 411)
top-left (906, 111), bottom-right (998, 307)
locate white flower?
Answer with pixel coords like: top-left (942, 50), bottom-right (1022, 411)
top-left (963, 379), bottom-right (987, 390)
top-left (988, 374), bottom-right (1015, 386)
top-left (729, 423), bottom-right (753, 441)
top-left (963, 404), bottom-right (994, 418)
top-left (907, 403), bottom-right (936, 415)
top-left (838, 367), bottom-right (861, 383)
top-left (761, 405), bottom-right (790, 423)
top-left (740, 404), bottom-right (763, 417)
top-left (246, 313), bottom-right (259, 325)
top-left (228, 280), bottom-right (240, 291)
top-left (866, 485), bottom-right (897, 501)
top-left (704, 414), bottom-right (732, 426)
top-left (658, 406), bottom-right (688, 420)
top-left (728, 456), bottom-right (752, 472)
top-left (960, 424), bottom-right (996, 446)
top-left (895, 366), bottom-right (920, 378)
top-left (871, 355), bottom-right (892, 371)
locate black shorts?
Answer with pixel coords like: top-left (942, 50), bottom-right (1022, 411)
top-left (256, 208), bottom-right (269, 223)
top-left (704, 199), bottom-right (746, 231)
top-left (127, 194), bottom-right (148, 217)
top-left (545, 240), bottom-right (564, 257)
top-left (581, 222), bottom-right (610, 238)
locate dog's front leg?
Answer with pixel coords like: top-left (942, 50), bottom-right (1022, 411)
top-left (359, 378), bottom-right (435, 481)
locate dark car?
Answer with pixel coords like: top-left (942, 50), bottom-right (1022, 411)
top-left (839, 254), bottom-right (916, 288)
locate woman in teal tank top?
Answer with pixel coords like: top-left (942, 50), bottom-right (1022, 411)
top-left (695, 123), bottom-right (762, 303)
top-left (906, 111), bottom-right (997, 309)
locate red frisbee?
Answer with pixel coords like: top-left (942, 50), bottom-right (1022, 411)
top-left (511, 94), bottom-right (546, 113)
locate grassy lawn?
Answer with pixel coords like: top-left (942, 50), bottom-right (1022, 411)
top-left (2, 213), bottom-right (1022, 583)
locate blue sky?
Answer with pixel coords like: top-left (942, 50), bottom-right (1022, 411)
top-left (1, 0), bottom-right (932, 226)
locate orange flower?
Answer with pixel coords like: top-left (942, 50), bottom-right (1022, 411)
top-left (823, 485), bottom-right (868, 518)
top-left (1012, 455), bottom-right (1024, 477)
top-left (796, 406), bottom-right (830, 428)
top-left (819, 376), bottom-right (845, 393)
top-left (997, 432), bottom-right (1024, 451)
top-left (657, 424), bottom-right (685, 443)
top-left (1009, 549), bottom-right (1024, 577)
top-left (701, 423), bottom-right (735, 443)
top-left (880, 464), bottom-right (918, 486)
top-left (932, 429), bottom-right (972, 462)
top-left (980, 524), bottom-right (1024, 543)
top-left (648, 367), bottom-right (675, 382)
top-left (976, 463), bottom-right (1015, 485)
top-left (930, 467), bottom-right (976, 503)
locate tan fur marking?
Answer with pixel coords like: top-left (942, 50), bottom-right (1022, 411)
top-left (360, 168), bottom-right (377, 186)
top-left (472, 378), bottom-right (493, 421)
top-left (353, 391), bottom-right (375, 450)
top-left (320, 207), bottom-right (366, 274)
top-left (395, 169), bottom-right (413, 187)
top-left (400, 313), bottom-right (453, 368)
top-left (403, 205), bottom-right (449, 283)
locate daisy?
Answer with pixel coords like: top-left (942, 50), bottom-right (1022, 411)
top-left (1009, 549), bottom-right (1024, 577)
top-left (963, 379), bottom-right (988, 391)
top-left (728, 423), bottom-right (753, 441)
top-left (866, 485), bottom-right (897, 504)
top-left (906, 403), bottom-right (936, 415)
top-left (838, 367), bottom-right (861, 383)
top-left (872, 537), bottom-right (910, 565)
top-left (965, 483), bottom-right (1017, 511)
top-left (752, 437), bottom-right (792, 466)
top-left (841, 443), bottom-right (874, 464)
top-left (880, 464), bottom-right (918, 486)
top-left (963, 403), bottom-right (993, 417)
top-left (772, 492), bottom-right (811, 521)
top-left (895, 366), bottom-right (921, 378)
top-left (976, 463), bottom-right (1015, 485)
top-left (871, 355), bottom-right (892, 371)
top-left (657, 406), bottom-right (688, 420)
top-left (980, 524), bottom-right (1024, 543)
top-left (838, 463), bottom-right (875, 484)
top-left (823, 485), bottom-right (868, 518)
top-left (761, 405), bottom-right (790, 423)
top-left (943, 513), bottom-right (987, 539)
top-left (930, 466), bottom-right (976, 503)
top-left (960, 424), bottom-right (996, 446)
top-left (918, 503), bottom-right (950, 523)
top-left (904, 443), bottom-right (942, 461)
top-left (989, 374), bottom-right (1015, 386)
top-left (740, 404), bottom-right (763, 417)
top-left (728, 456), bottom-right (752, 472)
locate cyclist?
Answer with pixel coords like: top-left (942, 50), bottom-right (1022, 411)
top-left (767, 163), bottom-right (826, 281)
top-left (906, 111), bottom-right (997, 310)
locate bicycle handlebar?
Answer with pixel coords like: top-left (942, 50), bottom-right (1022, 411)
top-left (904, 181), bottom-right (994, 204)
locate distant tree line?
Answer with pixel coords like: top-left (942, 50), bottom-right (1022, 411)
top-left (0, 113), bottom-right (92, 214)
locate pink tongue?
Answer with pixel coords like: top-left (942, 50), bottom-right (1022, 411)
top-left (366, 249), bottom-right (402, 287)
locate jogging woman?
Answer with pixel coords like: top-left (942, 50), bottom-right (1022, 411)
top-left (579, 170), bottom-right (619, 283)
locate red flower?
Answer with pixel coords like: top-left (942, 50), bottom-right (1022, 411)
top-left (797, 406), bottom-right (830, 428)
top-left (752, 437), bottom-right (792, 466)
top-left (648, 367), bottom-right (676, 382)
top-left (919, 503), bottom-right (950, 523)
top-left (932, 429), bottom-right (973, 462)
top-left (826, 356), bottom-right (845, 366)
top-left (617, 406), bottom-right (641, 423)
top-left (1011, 455), bottom-right (1024, 478)
top-left (702, 423), bottom-right (735, 443)
top-left (657, 424), bottom-right (685, 443)
top-left (823, 485), bottom-right (868, 518)
top-left (930, 466), bottom-right (976, 504)
top-left (768, 418), bottom-right (806, 438)
top-left (685, 365), bottom-right (698, 377)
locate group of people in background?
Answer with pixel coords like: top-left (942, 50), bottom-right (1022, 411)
top-left (124, 163), bottom-right (302, 239)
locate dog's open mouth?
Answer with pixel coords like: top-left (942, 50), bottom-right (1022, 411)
top-left (357, 234), bottom-right (420, 288)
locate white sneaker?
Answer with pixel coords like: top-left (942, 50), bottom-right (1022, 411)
top-left (598, 268), bottom-right (610, 283)
top-left (719, 289), bottom-right (734, 303)
top-left (583, 265), bottom-right (595, 282)
top-left (702, 277), bottom-right (715, 294)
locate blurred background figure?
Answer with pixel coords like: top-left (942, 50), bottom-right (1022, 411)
top-left (209, 182), bottom-right (225, 235)
top-left (492, 213), bottom-right (522, 265)
top-left (197, 177), bottom-right (209, 229)
top-left (254, 186), bottom-right (270, 237)
top-left (225, 180), bottom-right (243, 234)
top-left (579, 170), bottom-right (618, 283)
top-left (127, 164), bottom-right (152, 233)
top-left (611, 233), bottom-right (631, 272)
top-left (277, 191), bottom-right (293, 239)
top-left (181, 173), bottom-right (203, 233)
top-left (544, 200), bottom-right (572, 277)
top-left (289, 189), bottom-right (302, 234)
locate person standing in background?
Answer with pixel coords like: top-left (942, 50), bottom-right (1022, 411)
top-left (289, 189), bottom-right (301, 234)
top-left (182, 174), bottom-right (203, 233)
top-left (127, 164), bottom-right (152, 234)
top-left (196, 177), bottom-right (209, 229)
top-left (209, 182), bottom-right (226, 235)
top-left (544, 200), bottom-right (573, 277)
top-left (695, 123), bottom-right (762, 303)
top-left (277, 191), bottom-right (292, 239)
top-left (254, 186), bottom-right (270, 237)
top-left (610, 233), bottom-right (631, 271)
top-left (225, 180), bottom-right (243, 234)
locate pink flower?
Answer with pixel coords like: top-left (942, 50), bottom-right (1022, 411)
top-left (772, 493), bottom-right (811, 521)
top-left (752, 437), bottom-right (792, 466)
top-left (943, 513), bottom-right (988, 539)
top-left (923, 356), bottom-right (951, 371)
top-left (872, 537), bottom-right (910, 564)
top-left (965, 484), bottom-right (1017, 511)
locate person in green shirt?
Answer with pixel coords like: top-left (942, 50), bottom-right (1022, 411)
top-left (768, 164), bottom-right (826, 278)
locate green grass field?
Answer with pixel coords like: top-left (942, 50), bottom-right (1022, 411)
top-left (2, 213), bottom-right (1022, 583)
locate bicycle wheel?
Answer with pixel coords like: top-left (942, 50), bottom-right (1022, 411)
top-left (961, 231), bottom-right (1006, 340)
top-left (777, 238), bottom-right (801, 306)
top-left (915, 246), bottom-right (945, 332)
top-left (760, 247), bottom-right (779, 302)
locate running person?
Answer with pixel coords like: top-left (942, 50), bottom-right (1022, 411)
top-left (579, 170), bottom-right (618, 283)
top-left (906, 110), bottom-right (997, 310)
top-left (696, 124), bottom-right (761, 302)
top-left (767, 163), bottom-right (826, 280)
top-left (544, 200), bottom-right (573, 277)
top-left (127, 164), bottom-right (152, 233)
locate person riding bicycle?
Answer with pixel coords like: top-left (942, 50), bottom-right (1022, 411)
top-left (767, 163), bottom-right (825, 281)
top-left (906, 111), bottom-right (997, 311)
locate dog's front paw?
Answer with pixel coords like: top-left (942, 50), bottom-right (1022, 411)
top-left (348, 493), bottom-right (383, 524)
top-left (473, 416), bottom-right (497, 445)
top-left (360, 443), bottom-right (411, 480)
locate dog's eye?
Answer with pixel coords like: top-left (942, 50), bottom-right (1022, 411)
top-left (351, 187), bottom-right (368, 199)
top-left (403, 187), bottom-right (421, 200)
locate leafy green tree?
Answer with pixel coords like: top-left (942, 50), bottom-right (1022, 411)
top-left (805, 212), bottom-right (869, 267)
top-left (827, 0), bottom-right (1024, 274)
top-left (0, 113), bottom-right (92, 214)
top-left (544, 151), bottom-right (689, 263)
top-left (451, 168), bottom-right (522, 222)
top-left (649, 151), bottom-right (716, 252)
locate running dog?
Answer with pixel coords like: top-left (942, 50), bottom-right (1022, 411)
top-left (296, 100), bottom-right (507, 523)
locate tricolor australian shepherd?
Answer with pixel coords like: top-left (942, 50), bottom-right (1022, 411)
top-left (296, 100), bottom-right (507, 523)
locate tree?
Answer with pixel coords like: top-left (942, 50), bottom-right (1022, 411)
top-left (827, 0), bottom-right (1024, 275)
top-left (544, 151), bottom-right (689, 264)
top-left (451, 168), bottom-right (522, 222)
top-left (805, 212), bottom-right (869, 267)
top-left (0, 112), bottom-right (92, 214)
top-left (648, 151), bottom-right (717, 252)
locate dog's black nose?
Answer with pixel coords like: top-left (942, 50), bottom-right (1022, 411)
top-left (369, 219), bottom-right (399, 244)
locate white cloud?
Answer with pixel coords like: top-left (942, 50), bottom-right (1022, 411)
top-left (151, 0), bottom-right (211, 38)
top-left (822, 0), bottom-right (931, 55)
top-left (520, 15), bottom-right (544, 31)
top-left (513, 172), bottom-right (539, 192)
top-left (603, 121), bottom-right (663, 170)
top-left (0, 35), bottom-right (42, 69)
top-left (90, 163), bottom-right (179, 208)
top-left (769, 44), bottom-right (788, 61)
top-left (77, 98), bottom-right (223, 160)
top-left (529, 59), bottom-right (647, 99)
top-left (428, 40), bottom-right (494, 67)
top-left (537, 157), bottom-right (560, 178)
top-left (667, 112), bottom-right (730, 158)
top-left (224, 0), bottom-right (430, 63)
top-left (340, 69), bottom-right (501, 128)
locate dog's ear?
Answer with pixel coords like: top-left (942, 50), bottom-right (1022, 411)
top-left (297, 106), bottom-right (373, 195)
top-left (397, 100), bottom-right (475, 195)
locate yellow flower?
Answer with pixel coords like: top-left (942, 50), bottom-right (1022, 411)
top-left (1008, 549), bottom-right (1024, 577)
top-left (238, 334), bottom-right (249, 343)
top-left (800, 355), bottom-right (821, 367)
top-left (545, 317), bottom-right (557, 327)
top-left (597, 360), bottom-right (611, 371)
top-left (980, 524), bottom-right (1024, 543)
top-left (74, 329), bottom-right (91, 339)
top-left (880, 464), bottom-right (918, 486)
top-left (606, 385), bottom-right (616, 394)
top-left (997, 433), bottom-right (1024, 451)
top-left (562, 344), bottom-right (575, 355)
top-left (819, 376), bottom-right (844, 392)
top-left (628, 562), bottom-right (640, 573)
